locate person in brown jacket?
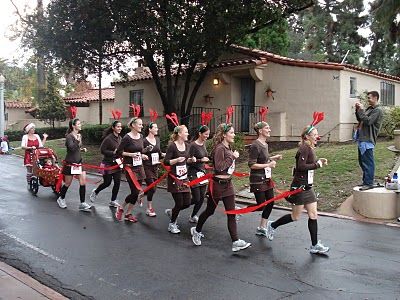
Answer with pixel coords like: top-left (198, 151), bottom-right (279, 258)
top-left (191, 123), bottom-right (251, 252)
top-left (266, 125), bottom-right (330, 255)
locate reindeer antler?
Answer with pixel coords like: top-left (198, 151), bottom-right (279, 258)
top-left (111, 109), bottom-right (122, 120)
top-left (130, 104), bottom-right (141, 118)
top-left (166, 112), bottom-right (179, 127)
top-left (201, 111), bottom-right (213, 126)
top-left (311, 112), bottom-right (324, 126)
top-left (259, 106), bottom-right (268, 122)
top-left (149, 108), bottom-right (158, 122)
top-left (226, 106), bottom-right (234, 124)
top-left (69, 106), bottom-right (77, 119)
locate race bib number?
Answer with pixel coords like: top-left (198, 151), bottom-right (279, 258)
top-left (71, 164), bottom-right (82, 175)
top-left (264, 167), bottom-right (272, 179)
top-left (227, 160), bottom-right (235, 175)
top-left (196, 171), bottom-right (208, 185)
top-left (132, 152), bottom-right (142, 166)
top-left (115, 158), bottom-right (123, 169)
top-left (308, 170), bottom-right (314, 184)
top-left (151, 153), bottom-right (160, 165)
top-left (176, 165), bottom-right (187, 180)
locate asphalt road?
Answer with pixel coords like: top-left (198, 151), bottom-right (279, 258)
top-left (0, 154), bottom-right (399, 300)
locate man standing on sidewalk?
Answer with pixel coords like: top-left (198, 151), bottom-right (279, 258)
top-left (355, 91), bottom-right (383, 191)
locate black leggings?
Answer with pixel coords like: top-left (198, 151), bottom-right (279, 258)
top-left (254, 189), bottom-right (274, 220)
top-left (124, 173), bottom-right (141, 205)
top-left (144, 178), bottom-right (157, 202)
top-left (190, 185), bottom-right (207, 217)
top-left (59, 184), bottom-right (85, 203)
top-left (171, 192), bottom-right (191, 223)
top-left (95, 171), bottom-right (121, 201)
top-left (196, 193), bottom-right (238, 242)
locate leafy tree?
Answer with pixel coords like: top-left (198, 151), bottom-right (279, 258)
top-left (370, 0), bottom-right (400, 43)
top-left (38, 69), bottom-right (66, 128)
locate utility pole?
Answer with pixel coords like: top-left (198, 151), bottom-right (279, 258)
top-left (0, 74), bottom-right (5, 137)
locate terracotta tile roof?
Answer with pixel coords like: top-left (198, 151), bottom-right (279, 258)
top-left (114, 45), bottom-right (400, 84)
top-left (231, 45), bottom-right (400, 82)
top-left (64, 88), bottom-right (115, 103)
top-left (5, 101), bottom-right (33, 109)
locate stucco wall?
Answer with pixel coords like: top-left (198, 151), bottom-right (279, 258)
top-left (75, 101), bottom-right (115, 125)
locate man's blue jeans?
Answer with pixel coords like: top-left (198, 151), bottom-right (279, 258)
top-left (358, 148), bottom-right (375, 186)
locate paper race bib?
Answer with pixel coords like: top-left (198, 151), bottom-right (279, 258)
top-left (227, 160), bottom-right (235, 175)
top-left (264, 167), bottom-right (272, 179)
top-left (71, 164), bottom-right (82, 175)
top-left (132, 152), bottom-right (142, 166)
top-left (115, 158), bottom-right (123, 169)
top-left (196, 171), bottom-right (208, 185)
top-left (151, 153), bottom-right (160, 165)
top-left (308, 170), bottom-right (314, 184)
top-left (176, 165), bottom-right (187, 180)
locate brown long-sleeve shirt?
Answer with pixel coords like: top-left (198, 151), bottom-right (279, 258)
top-left (164, 141), bottom-right (190, 193)
top-left (65, 133), bottom-right (82, 163)
top-left (100, 133), bottom-right (122, 164)
top-left (292, 143), bottom-right (320, 187)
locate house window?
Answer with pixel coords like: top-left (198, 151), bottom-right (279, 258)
top-left (129, 89), bottom-right (144, 117)
top-left (380, 82), bottom-right (395, 106)
top-left (350, 77), bottom-right (357, 98)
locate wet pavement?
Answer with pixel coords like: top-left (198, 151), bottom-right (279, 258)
top-left (0, 154), bottom-right (399, 299)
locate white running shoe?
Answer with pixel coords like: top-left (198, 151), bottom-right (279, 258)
top-left (190, 227), bottom-right (204, 246)
top-left (79, 202), bottom-right (92, 212)
top-left (168, 222), bottom-right (180, 234)
top-left (232, 239), bottom-right (251, 252)
top-left (109, 201), bottom-right (118, 208)
top-left (57, 197), bottom-right (67, 209)
top-left (255, 227), bottom-right (267, 237)
top-left (165, 208), bottom-right (172, 218)
top-left (146, 208), bottom-right (157, 217)
top-left (309, 240), bottom-right (330, 255)
top-left (188, 215), bottom-right (199, 223)
top-left (89, 188), bottom-right (97, 203)
top-left (266, 221), bottom-right (275, 241)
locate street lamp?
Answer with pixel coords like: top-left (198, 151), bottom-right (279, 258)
top-left (0, 74), bottom-right (5, 137)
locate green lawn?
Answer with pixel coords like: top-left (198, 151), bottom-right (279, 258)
top-left (10, 138), bottom-right (398, 212)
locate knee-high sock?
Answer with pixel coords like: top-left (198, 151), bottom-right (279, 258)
top-left (308, 218), bottom-right (318, 246)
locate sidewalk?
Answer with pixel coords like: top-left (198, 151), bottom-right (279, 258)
top-left (0, 261), bottom-right (67, 300)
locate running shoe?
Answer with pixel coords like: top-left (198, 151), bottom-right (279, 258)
top-left (266, 221), bottom-right (275, 241)
top-left (190, 227), bottom-right (204, 246)
top-left (232, 239), bottom-right (251, 252)
top-left (188, 215), bottom-right (199, 223)
top-left (124, 214), bottom-right (138, 223)
top-left (89, 188), bottom-right (97, 203)
top-left (146, 208), bottom-right (157, 217)
top-left (255, 227), bottom-right (267, 237)
top-left (79, 202), bottom-right (92, 212)
top-left (309, 240), bottom-right (330, 254)
top-left (165, 208), bottom-right (172, 218)
top-left (57, 197), bottom-right (67, 209)
top-left (115, 207), bottom-right (124, 221)
top-left (168, 222), bottom-right (180, 234)
top-left (109, 201), bottom-right (118, 208)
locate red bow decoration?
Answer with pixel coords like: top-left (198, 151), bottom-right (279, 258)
top-left (111, 109), bottom-right (122, 120)
top-left (149, 108), bottom-right (158, 122)
top-left (68, 106), bottom-right (77, 119)
top-left (226, 106), bottom-right (234, 123)
top-left (259, 106), bottom-right (268, 122)
top-left (311, 112), bottom-right (324, 126)
top-left (166, 112), bottom-right (179, 127)
top-left (130, 104), bottom-right (141, 118)
top-left (201, 111), bottom-right (213, 126)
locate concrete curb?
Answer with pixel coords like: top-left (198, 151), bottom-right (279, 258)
top-left (0, 261), bottom-right (67, 300)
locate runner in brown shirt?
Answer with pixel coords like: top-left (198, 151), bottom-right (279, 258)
top-left (191, 123), bottom-right (251, 252)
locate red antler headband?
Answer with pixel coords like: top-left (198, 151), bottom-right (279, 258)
top-left (166, 112), bottom-right (180, 132)
top-left (201, 111), bottom-right (213, 126)
top-left (149, 108), bottom-right (158, 123)
top-left (226, 106), bottom-right (234, 124)
top-left (111, 109), bottom-right (122, 120)
top-left (259, 106), bottom-right (268, 122)
top-left (68, 106), bottom-right (77, 119)
top-left (130, 104), bottom-right (141, 118)
top-left (306, 111), bottom-right (324, 134)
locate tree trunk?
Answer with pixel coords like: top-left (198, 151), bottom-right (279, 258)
top-left (36, 0), bottom-right (46, 104)
top-left (98, 56), bottom-right (103, 125)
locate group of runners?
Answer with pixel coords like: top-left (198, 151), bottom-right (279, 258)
top-left (21, 106), bottom-right (330, 254)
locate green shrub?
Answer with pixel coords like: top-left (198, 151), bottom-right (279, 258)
top-left (380, 106), bottom-right (400, 139)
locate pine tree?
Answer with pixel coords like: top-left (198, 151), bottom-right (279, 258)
top-left (38, 70), bottom-right (66, 128)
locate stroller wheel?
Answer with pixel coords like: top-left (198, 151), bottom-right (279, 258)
top-left (31, 177), bottom-right (39, 195)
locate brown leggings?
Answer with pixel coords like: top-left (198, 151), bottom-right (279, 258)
top-left (196, 193), bottom-right (238, 242)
